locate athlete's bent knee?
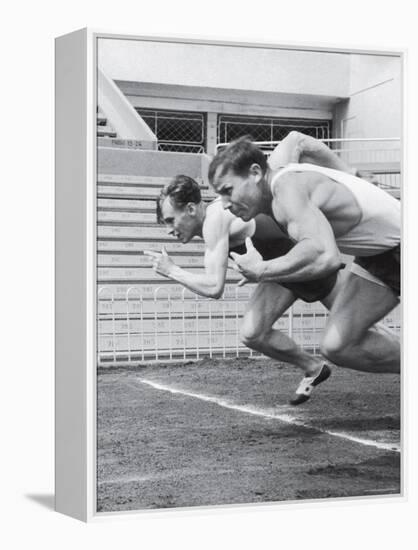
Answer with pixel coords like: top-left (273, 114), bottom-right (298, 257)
top-left (239, 325), bottom-right (265, 350)
top-left (320, 329), bottom-right (352, 365)
top-left (320, 341), bottom-right (345, 364)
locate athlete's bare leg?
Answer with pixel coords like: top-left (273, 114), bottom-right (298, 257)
top-left (320, 269), bottom-right (345, 310)
top-left (321, 272), bottom-right (400, 373)
top-left (240, 282), bottom-right (324, 375)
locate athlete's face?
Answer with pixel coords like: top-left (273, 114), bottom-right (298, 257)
top-left (160, 197), bottom-right (200, 244)
top-left (212, 165), bottom-right (264, 222)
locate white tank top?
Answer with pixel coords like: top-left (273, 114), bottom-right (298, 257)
top-left (271, 163), bottom-right (400, 256)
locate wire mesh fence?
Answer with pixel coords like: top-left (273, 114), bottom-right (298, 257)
top-left (217, 114), bottom-right (331, 145)
top-left (136, 108), bottom-right (206, 153)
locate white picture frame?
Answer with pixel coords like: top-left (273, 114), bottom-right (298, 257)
top-left (55, 29), bottom-right (404, 522)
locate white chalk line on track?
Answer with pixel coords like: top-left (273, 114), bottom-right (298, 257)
top-left (139, 378), bottom-right (400, 454)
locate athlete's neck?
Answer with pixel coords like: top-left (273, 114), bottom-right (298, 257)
top-left (195, 201), bottom-right (207, 237)
top-left (260, 168), bottom-right (275, 215)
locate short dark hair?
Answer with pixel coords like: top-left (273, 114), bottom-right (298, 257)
top-left (208, 136), bottom-right (268, 185)
top-left (156, 175), bottom-right (202, 223)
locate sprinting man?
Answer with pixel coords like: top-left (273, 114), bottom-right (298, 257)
top-left (208, 134), bottom-right (400, 403)
top-left (145, 175), bottom-right (342, 404)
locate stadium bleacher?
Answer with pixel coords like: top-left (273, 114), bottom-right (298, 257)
top-left (96, 116), bottom-right (261, 362)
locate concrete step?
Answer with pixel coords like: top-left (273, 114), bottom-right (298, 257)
top-left (98, 147), bottom-right (210, 181)
top-left (97, 197), bottom-right (214, 212)
top-left (98, 253), bottom-right (204, 268)
top-left (97, 239), bottom-right (206, 254)
top-left (98, 174), bottom-right (180, 186)
top-left (98, 266), bottom-right (241, 282)
top-left (97, 185), bottom-right (215, 200)
top-left (98, 198), bottom-right (157, 210)
top-left (98, 137), bottom-right (157, 150)
top-left (97, 211), bottom-right (157, 224)
top-left (97, 225), bottom-right (204, 240)
top-left (97, 128), bottom-right (117, 138)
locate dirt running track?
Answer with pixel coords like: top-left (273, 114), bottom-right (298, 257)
top-left (97, 358), bottom-right (401, 513)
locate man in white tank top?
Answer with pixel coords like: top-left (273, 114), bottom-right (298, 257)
top-left (147, 174), bottom-right (345, 406)
top-left (209, 133), bottom-right (400, 403)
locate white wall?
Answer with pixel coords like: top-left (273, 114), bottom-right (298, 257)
top-left (334, 54), bottom-right (401, 139)
top-left (98, 38), bottom-right (350, 98)
top-left (121, 82), bottom-right (335, 120)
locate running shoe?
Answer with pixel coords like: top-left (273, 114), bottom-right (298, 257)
top-left (289, 364), bottom-right (331, 406)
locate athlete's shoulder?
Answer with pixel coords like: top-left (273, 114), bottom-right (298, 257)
top-left (270, 166), bottom-right (309, 195)
top-left (206, 196), bottom-right (224, 210)
top-left (206, 198), bottom-right (234, 222)
top-left (203, 199), bottom-right (234, 240)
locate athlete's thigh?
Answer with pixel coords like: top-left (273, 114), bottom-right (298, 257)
top-left (242, 282), bottom-right (296, 334)
top-left (320, 269), bottom-right (348, 311)
top-left (326, 272), bottom-right (399, 341)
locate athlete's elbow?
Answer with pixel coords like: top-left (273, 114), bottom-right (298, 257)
top-left (208, 289), bottom-right (223, 299)
top-left (289, 130), bottom-right (308, 149)
top-left (206, 285), bottom-right (224, 299)
top-left (287, 130), bottom-right (303, 142)
top-left (319, 251), bottom-right (341, 274)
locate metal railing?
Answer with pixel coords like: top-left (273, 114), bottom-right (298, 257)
top-left (216, 136), bottom-right (400, 154)
top-left (98, 285), bottom-right (292, 365)
top-left (215, 137), bottom-right (401, 195)
top-left (97, 284), bottom-right (401, 366)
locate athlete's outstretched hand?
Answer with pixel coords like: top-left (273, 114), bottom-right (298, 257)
top-left (229, 237), bottom-right (264, 286)
top-left (144, 246), bottom-right (175, 278)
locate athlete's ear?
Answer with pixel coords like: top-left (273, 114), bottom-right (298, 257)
top-left (186, 202), bottom-right (197, 216)
top-left (249, 163), bottom-right (264, 183)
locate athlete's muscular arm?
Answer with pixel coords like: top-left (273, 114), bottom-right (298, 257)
top-left (231, 175), bottom-right (341, 283)
top-left (145, 207), bottom-right (234, 299)
top-left (268, 130), bottom-right (352, 173)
